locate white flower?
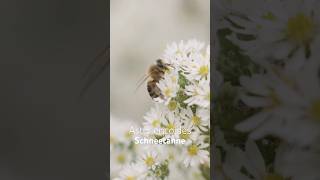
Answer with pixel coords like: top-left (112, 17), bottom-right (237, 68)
top-left (179, 120), bottom-right (200, 145)
top-left (139, 151), bottom-right (160, 169)
top-left (111, 150), bottom-right (133, 178)
top-left (161, 111), bottom-right (182, 139)
top-left (235, 70), bottom-right (291, 138)
top-left (163, 39), bottom-right (205, 66)
top-left (156, 68), bottom-right (179, 104)
top-left (113, 163), bottom-right (147, 180)
top-left (236, 60), bottom-right (320, 147)
top-left (163, 40), bottom-right (190, 65)
top-left (225, 0), bottom-right (320, 61)
top-left (185, 39), bottom-right (205, 55)
top-left (143, 104), bottom-right (167, 131)
top-left (182, 54), bottom-right (210, 81)
top-left (182, 136), bottom-right (209, 167)
top-left (184, 78), bottom-right (210, 108)
top-left (276, 144), bottom-right (320, 180)
top-left (213, 127), bottom-right (234, 180)
top-left (181, 107), bottom-right (210, 131)
top-left (223, 140), bottom-right (289, 180)
top-left (110, 115), bottom-right (138, 146)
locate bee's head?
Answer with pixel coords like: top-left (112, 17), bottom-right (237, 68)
top-left (156, 59), bottom-right (164, 66)
top-left (156, 59), bottom-right (173, 69)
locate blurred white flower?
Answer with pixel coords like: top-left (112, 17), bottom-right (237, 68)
top-left (276, 144), bottom-right (320, 180)
top-left (110, 150), bottom-right (131, 177)
top-left (223, 140), bottom-right (289, 180)
top-left (110, 115), bottom-right (138, 146)
top-left (113, 163), bottom-right (147, 180)
top-left (236, 59), bottom-right (320, 147)
top-left (143, 104), bottom-right (167, 131)
top-left (225, 0), bottom-right (320, 61)
top-left (184, 78), bottom-right (210, 108)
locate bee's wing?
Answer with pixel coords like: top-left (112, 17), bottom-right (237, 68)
top-left (134, 74), bottom-right (150, 93)
top-left (79, 47), bottom-right (109, 98)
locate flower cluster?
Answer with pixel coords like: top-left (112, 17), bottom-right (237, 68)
top-left (214, 0), bottom-right (320, 179)
top-left (112, 40), bottom-right (210, 180)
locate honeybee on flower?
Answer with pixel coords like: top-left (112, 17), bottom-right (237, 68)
top-left (113, 40), bottom-right (210, 180)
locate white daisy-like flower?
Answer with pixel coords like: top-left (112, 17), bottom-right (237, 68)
top-left (225, 0), bottom-right (320, 61)
top-left (184, 78), bottom-right (210, 108)
top-left (179, 120), bottom-right (200, 146)
top-left (143, 104), bottom-right (167, 131)
top-left (213, 148), bottom-right (228, 180)
top-left (236, 59), bottom-right (320, 147)
top-left (235, 70), bottom-right (291, 136)
top-left (276, 144), bottom-right (320, 180)
top-left (111, 150), bottom-right (133, 178)
top-left (185, 39), bottom-right (205, 56)
top-left (113, 163), bottom-right (147, 180)
top-left (139, 151), bottom-right (160, 169)
top-left (213, 127), bottom-right (235, 180)
top-left (111, 115), bottom-right (138, 146)
top-left (182, 136), bottom-right (209, 167)
top-left (163, 40), bottom-right (190, 65)
top-left (156, 68), bottom-right (179, 104)
top-left (161, 111), bottom-right (182, 139)
top-left (182, 50), bottom-right (209, 81)
top-left (181, 107), bottom-right (210, 131)
top-left (163, 39), bottom-right (205, 66)
top-left (223, 140), bottom-right (290, 180)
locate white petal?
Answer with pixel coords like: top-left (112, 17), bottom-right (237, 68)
top-left (245, 140), bottom-right (266, 176)
top-left (235, 111), bottom-right (270, 132)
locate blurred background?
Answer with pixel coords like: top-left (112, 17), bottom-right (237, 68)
top-left (111, 0), bottom-right (210, 122)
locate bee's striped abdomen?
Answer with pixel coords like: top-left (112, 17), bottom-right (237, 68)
top-left (147, 80), bottom-right (162, 99)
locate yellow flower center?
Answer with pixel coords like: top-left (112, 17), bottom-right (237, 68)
top-left (188, 144), bottom-right (199, 156)
top-left (168, 100), bottom-right (177, 111)
top-left (164, 88), bottom-right (172, 97)
top-left (166, 123), bottom-right (175, 132)
top-left (268, 90), bottom-right (281, 108)
top-left (198, 65), bottom-right (209, 77)
top-left (309, 100), bottom-right (320, 121)
top-left (125, 131), bottom-right (133, 139)
top-left (152, 119), bottom-right (160, 127)
top-left (144, 156), bottom-right (155, 167)
top-left (116, 154), bottom-right (126, 164)
top-left (179, 129), bottom-right (190, 140)
top-left (286, 13), bottom-right (315, 44)
top-left (192, 115), bottom-right (201, 126)
top-left (126, 176), bottom-right (136, 180)
top-left (264, 173), bottom-right (285, 180)
top-left (262, 12), bottom-right (276, 21)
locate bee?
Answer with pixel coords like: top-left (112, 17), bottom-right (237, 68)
top-left (136, 59), bottom-right (173, 99)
